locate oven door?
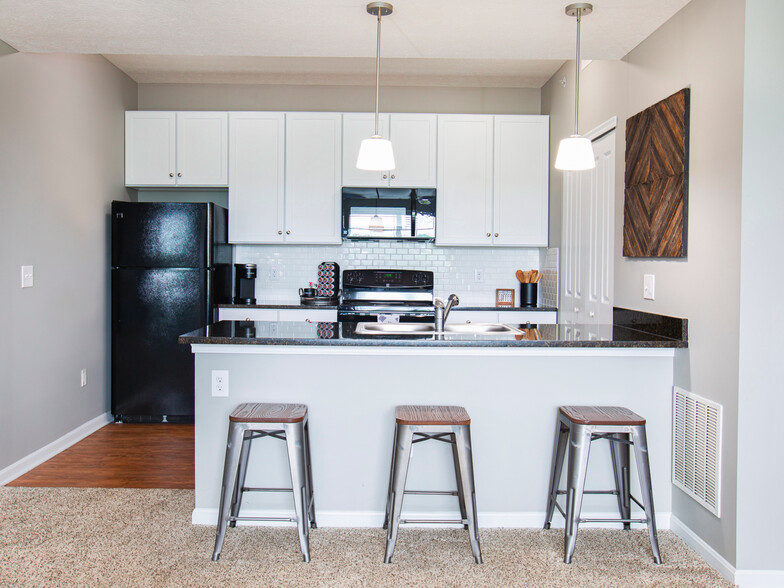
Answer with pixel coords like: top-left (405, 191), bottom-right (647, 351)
top-left (342, 187), bottom-right (435, 241)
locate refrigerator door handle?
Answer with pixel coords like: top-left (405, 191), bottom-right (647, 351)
top-left (206, 267), bottom-right (213, 324)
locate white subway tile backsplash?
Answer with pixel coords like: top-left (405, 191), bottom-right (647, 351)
top-left (235, 241), bottom-right (545, 306)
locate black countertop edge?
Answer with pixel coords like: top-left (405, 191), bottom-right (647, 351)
top-left (217, 303), bottom-right (557, 312)
top-left (613, 307), bottom-right (688, 342)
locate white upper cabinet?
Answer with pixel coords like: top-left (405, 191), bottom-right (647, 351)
top-left (125, 111), bottom-right (228, 187)
top-left (436, 114), bottom-right (549, 247)
top-left (228, 112), bottom-right (285, 243)
top-left (493, 116), bottom-right (549, 246)
top-left (285, 113), bottom-right (342, 244)
top-left (342, 113), bottom-right (437, 188)
top-left (342, 113), bottom-right (390, 187)
top-left (125, 112), bottom-right (176, 186)
top-left (388, 113), bottom-right (437, 188)
top-left (175, 112), bottom-right (228, 186)
top-left (436, 115), bottom-right (494, 246)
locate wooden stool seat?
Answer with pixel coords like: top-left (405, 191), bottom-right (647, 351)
top-left (559, 405), bottom-right (645, 426)
top-left (230, 402), bottom-right (308, 423)
top-left (395, 405), bottom-right (471, 426)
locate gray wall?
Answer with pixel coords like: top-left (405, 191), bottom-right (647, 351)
top-left (138, 83), bottom-right (541, 114)
top-left (541, 0), bottom-right (745, 565)
top-left (0, 54), bottom-right (137, 471)
top-left (736, 0), bottom-right (784, 572)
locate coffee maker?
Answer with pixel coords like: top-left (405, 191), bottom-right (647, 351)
top-left (233, 263), bottom-right (257, 305)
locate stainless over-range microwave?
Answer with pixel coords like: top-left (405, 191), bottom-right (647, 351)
top-left (341, 187), bottom-right (436, 241)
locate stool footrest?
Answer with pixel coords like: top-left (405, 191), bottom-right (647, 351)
top-left (580, 517), bottom-right (649, 524)
top-left (556, 489), bottom-right (619, 495)
top-left (404, 490), bottom-right (459, 496)
top-left (400, 519), bottom-right (466, 525)
top-left (242, 487), bottom-right (293, 493)
top-left (230, 516), bottom-right (297, 523)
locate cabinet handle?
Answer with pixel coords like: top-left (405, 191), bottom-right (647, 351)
top-left (305, 318), bottom-right (312, 323)
top-left (589, 311), bottom-right (595, 318)
top-left (466, 319), bottom-right (472, 324)
top-left (574, 307), bottom-right (580, 313)
top-left (177, 172), bottom-right (182, 177)
top-left (382, 174), bottom-right (388, 179)
top-left (495, 233), bottom-right (499, 237)
top-left (486, 232), bottom-right (491, 237)
top-left (169, 172), bottom-right (174, 178)
top-left (278, 230), bottom-right (283, 235)
top-left (390, 174), bottom-right (395, 179)
top-left (286, 230), bottom-right (291, 235)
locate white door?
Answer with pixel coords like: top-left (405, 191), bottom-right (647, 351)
top-left (389, 113), bottom-right (437, 188)
top-left (493, 116), bottom-right (549, 246)
top-left (341, 113), bottom-right (390, 187)
top-left (125, 111), bottom-right (176, 186)
top-left (560, 128), bottom-right (615, 324)
top-left (176, 112), bottom-right (228, 186)
top-left (285, 112), bottom-right (342, 244)
top-left (228, 112), bottom-right (285, 243)
top-left (436, 115), bottom-right (494, 246)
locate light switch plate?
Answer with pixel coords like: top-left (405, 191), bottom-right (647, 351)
top-left (643, 274), bottom-right (655, 300)
top-left (21, 265), bottom-right (34, 288)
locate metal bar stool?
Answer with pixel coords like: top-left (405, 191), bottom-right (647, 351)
top-left (543, 405), bottom-right (662, 564)
top-left (383, 405), bottom-right (482, 564)
top-left (211, 402), bottom-right (316, 562)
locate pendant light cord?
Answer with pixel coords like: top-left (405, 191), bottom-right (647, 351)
top-left (574, 7), bottom-right (581, 136)
top-left (374, 9), bottom-right (382, 137)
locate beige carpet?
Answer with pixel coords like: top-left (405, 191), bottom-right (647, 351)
top-left (0, 487), bottom-right (732, 587)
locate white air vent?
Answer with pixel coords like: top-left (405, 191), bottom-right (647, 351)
top-left (672, 387), bottom-right (722, 516)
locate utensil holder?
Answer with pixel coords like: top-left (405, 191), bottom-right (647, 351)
top-left (520, 283), bottom-right (538, 308)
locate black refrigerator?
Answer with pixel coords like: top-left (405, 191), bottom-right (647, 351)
top-left (111, 201), bottom-right (232, 422)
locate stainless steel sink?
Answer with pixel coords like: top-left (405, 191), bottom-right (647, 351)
top-left (354, 322), bottom-right (521, 336)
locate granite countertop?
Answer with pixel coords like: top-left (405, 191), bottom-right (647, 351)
top-left (218, 303), bottom-right (557, 312)
top-left (180, 315), bottom-right (686, 349)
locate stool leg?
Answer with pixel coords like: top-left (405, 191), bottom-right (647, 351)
top-left (384, 424), bottom-right (413, 564)
top-left (450, 432), bottom-right (469, 530)
top-left (455, 425), bottom-right (482, 564)
top-left (609, 433), bottom-right (632, 530)
top-left (212, 422), bottom-right (245, 561)
top-left (383, 423), bottom-right (399, 531)
top-left (285, 422), bottom-right (311, 563)
top-left (631, 425), bottom-right (662, 564)
top-left (303, 420), bottom-right (317, 529)
top-left (544, 420), bottom-right (569, 529)
top-left (229, 432), bottom-right (252, 528)
top-left (564, 424), bottom-right (592, 564)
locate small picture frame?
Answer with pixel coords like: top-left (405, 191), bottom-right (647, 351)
top-left (496, 288), bottom-right (515, 307)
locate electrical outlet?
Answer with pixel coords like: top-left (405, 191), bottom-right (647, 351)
top-left (269, 267), bottom-right (282, 281)
top-left (80, 368), bottom-right (87, 387)
top-left (21, 265), bottom-right (34, 288)
top-left (474, 269), bottom-right (484, 282)
top-left (211, 370), bottom-right (229, 397)
top-left (643, 274), bottom-right (655, 300)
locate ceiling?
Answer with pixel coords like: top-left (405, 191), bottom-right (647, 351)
top-left (0, 0), bottom-right (692, 88)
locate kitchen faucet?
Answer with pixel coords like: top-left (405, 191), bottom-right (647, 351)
top-left (434, 294), bottom-right (460, 332)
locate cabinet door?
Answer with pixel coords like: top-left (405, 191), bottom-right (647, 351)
top-left (278, 309), bottom-right (338, 322)
top-left (436, 115), bottom-right (494, 246)
top-left (218, 308), bottom-right (278, 321)
top-left (342, 113), bottom-right (390, 187)
top-left (176, 112), bottom-right (228, 186)
top-left (493, 116), bottom-right (549, 246)
top-left (228, 112), bottom-right (285, 243)
top-left (285, 113), bottom-right (342, 244)
top-left (125, 111), bottom-right (176, 186)
top-left (501, 311), bottom-right (558, 325)
top-left (389, 113), bottom-right (437, 188)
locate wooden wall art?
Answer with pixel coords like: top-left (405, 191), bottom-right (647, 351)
top-left (623, 88), bottom-right (690, 257)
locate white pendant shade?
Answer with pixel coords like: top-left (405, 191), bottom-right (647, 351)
top-left (555, 135), bottom-right (595, 171)
top-left (356, 135), bottom-right (396, 171)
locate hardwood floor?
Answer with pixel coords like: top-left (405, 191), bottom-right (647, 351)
top-left (7, 423), bottom-right (194, 489)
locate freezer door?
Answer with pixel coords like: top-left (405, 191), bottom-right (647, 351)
top-left (111, 268), bottom-right (210, 419)
top-left (112, 201), bottom-right (209, 268)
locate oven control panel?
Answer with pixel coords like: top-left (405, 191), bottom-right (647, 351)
top-left (343, 269), bottom-right (433, 289)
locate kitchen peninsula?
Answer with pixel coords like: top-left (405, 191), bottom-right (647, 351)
top-left (180, 310), bottom-right (686, 529)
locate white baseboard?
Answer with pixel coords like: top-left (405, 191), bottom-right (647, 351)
top-left (0, 412), bottom-right (112, 486)
top-left (192, 507), bottom-right (671, 530)
top-left (734, 570), bottom-right (784, 588)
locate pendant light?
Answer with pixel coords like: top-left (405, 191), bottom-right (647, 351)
top-left (356, 2), bottom-right (396, 171)
top-left (555, 3), bottom-right (595, 171)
